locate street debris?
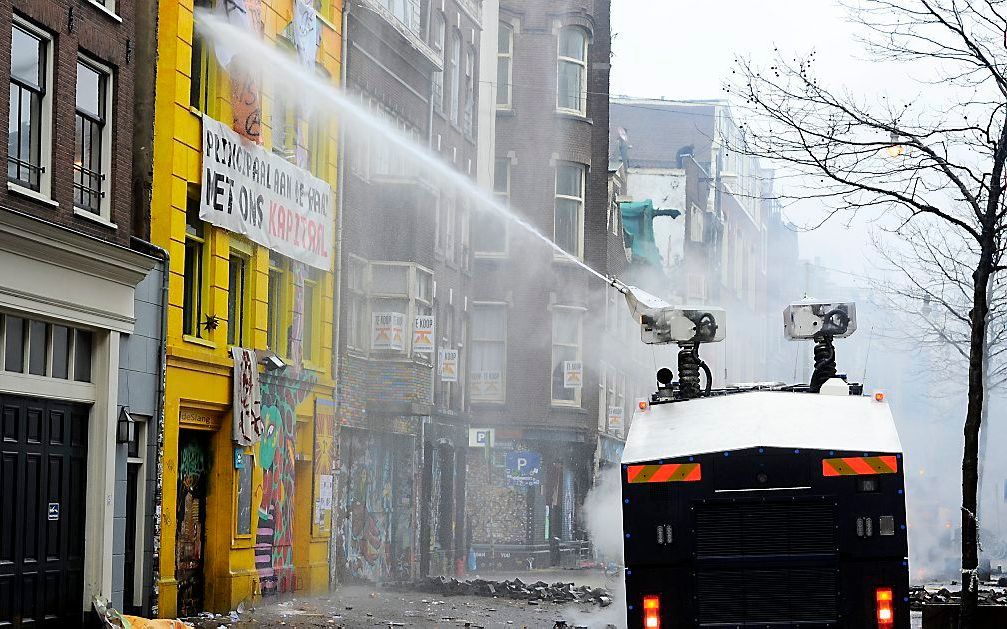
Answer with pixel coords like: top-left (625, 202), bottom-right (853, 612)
top-left (910, 584), bottom-right (1007, 609)
top-left (409, 576), bottom-right (614, 606)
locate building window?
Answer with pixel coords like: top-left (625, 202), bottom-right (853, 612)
top-left (470, 304), bottom-right (506, 402)
top-left (386, 0), bottom-right (420, 34)
top-left (183, 200), bottom-right (207, 339)
top-left (345, 256), bottom-right (369, 351)
top-left (74, 58), bottom-right (111, 217)
top-left (496, 22), bottom-right (513, 108)
top-left (0, 313), bottom-right (92, 382)
top-left (431, 13), bottom-right (445, 113)
top-left (267, 253), bottom-right (287, 355)
top-left (363, 262), bottom-right (432, 355)
top-left (551, 308), bottom-right (582, 405)
top-left (441, 193), bottom-right (456, 263)
top-left (557, 27), bottom-right (588, 114)
top-left (463, 45), bottom-right (475, 137)
top-left (473, 158), bottom-right (509, 256)
top-left (272, 93), bottom-right (296, 160)
top-left (227, 252), bottom-right (248, 347)
top-left (189, 0), bottom-right (213, 111)
top-left (8, 19), bottom-right (50, 193)
top-left (303, 270), bottom-right (320, 365)
top-left (449, 30), bottom-right (461, 125)
top-left (554, 162), bottom-right (585, 259)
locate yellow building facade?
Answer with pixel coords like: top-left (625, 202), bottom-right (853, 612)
top-left (148, 0), bottom-right (343, 617)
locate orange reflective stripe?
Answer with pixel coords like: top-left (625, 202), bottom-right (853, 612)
top-left (822, 456), bottom-right (899, 476)
top-left (626, 463), bottom-right (702, 483)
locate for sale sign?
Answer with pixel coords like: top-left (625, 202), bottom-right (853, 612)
top-left (413, 315), bottom-right (435, 353)
top-left (200, 114), bottom-right (333, 270)
top-left (372, 312), bottom-right (405, 351)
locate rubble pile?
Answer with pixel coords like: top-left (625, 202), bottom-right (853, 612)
top-left (410, 576), bottom-right (613, 606)
top-left (910, 586), bottom-right (1007, 609)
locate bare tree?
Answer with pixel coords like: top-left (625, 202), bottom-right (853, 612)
top-left (729, 1), bottom-right (1007, 624)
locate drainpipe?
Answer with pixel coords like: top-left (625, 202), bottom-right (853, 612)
top-left (129, 236), bottom-right (168, 617)
top-left (329, 1), bottom-right (351, 593)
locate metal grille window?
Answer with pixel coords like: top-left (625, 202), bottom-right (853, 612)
top-left (496, 22), bottom-right (513, 108)
top-left (74, 59), bottom-right (110, 215)
top-left (557, 27), bottom-right (588, 114)
top-left (8, 21), bottom-right (48, 192)
top-left (554, 162), bottom-right (585, 258)
top-left (183, 200), bottom-right (206, 339)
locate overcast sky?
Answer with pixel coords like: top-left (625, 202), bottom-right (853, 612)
top-left (610, 0), bottom-right (916, 283)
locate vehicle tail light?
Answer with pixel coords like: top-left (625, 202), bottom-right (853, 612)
top-left (643, 595), bottom-right (661, 628)
top-left (876, 587), bottom-right (894, 628)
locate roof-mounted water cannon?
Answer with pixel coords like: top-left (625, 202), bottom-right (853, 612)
top-left (616, 282), bottom-right (725, 400)
top-left (783, 301), bottom-right (857, 393)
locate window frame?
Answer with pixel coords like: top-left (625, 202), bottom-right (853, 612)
top-left (550, 306), bottom-right (584, 407)
top-left (553, 162), bottom-right (586, 260)
top-left (431, 12), bottom-right (445, 114)
top-left (8, 16), bottom-right (54, 199)
top-left (556, 26), bottom-right (588, 116)
top-left (496, 21), bottom-right (514, 109)
top-left (449, 29), bottom-right (461, 126)
top-left (469, 302), bottom-right (507, 403)
top-left (0, 312), bottom-right (93, 383)
top-left (302, 268), bottom-right (323, 368)
top-left (182, 198), bottom-right (210, 342)
top-left (73, 54), bottom-right (114, 220)
top-left (345, 255), bottom-right (370, 353)
top-left (226, 248), bottom-right (251, 347)
top-left (266, 254), bottom-right (290, 356)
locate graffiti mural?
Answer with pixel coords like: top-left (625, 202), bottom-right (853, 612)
top-left (176, 432), bottom-right (210, 617)
top-left (255, 370), bottom-right (315, 596)
top-left (342, 429), bottom-right (416, 583)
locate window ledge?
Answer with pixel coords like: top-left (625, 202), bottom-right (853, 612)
top-left (84, 0), bottom-right (123, 22)
top-left (496, 108), bottom-right (517, 117)
top-left (474, 252), bottom-right (509, 260)
top-left (74, 207), bottom-right (118, 229)
top-left (555, 110), bottom-right (592, 125)
top-left (183, 334), bottom-right (217, 349)
top-left (8, 182), bottom-right (58, 208)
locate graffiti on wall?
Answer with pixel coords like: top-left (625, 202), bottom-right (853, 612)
top-left (255, 370), bottom-right (315, 596)
top-left (313, 398), bottom-right (337, 535)
top-left (176, 433), bottom-right (209, 617)
top-left (342, 430), bottom-right (416, 583)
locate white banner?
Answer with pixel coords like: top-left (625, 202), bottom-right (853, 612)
top-left (607, 406), bottom-right (625, 433)
top-left (440, 349), bottom-right (459, 382)
top-left (563, 361), bottom-right (583, 388)
top-left (471, 371), bottom-right (503, 401)
top-left (200, 115), bottom-right (333, 270)
top-left (231, 347), bottom-right (263, 445)
top-left (372, 312), bottom-right (405, 350)
top-left (413, 315), bottom-right (435, 353)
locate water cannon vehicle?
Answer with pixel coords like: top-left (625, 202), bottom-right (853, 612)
top-left (613, 284), bottom-right (909, 629)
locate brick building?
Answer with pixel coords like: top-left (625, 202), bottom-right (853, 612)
top-left (0, 0), bottom-right (163, 623)
top-left (335, 0), bottom-right (483, 582)
top-left (463, 0), bottom-right (622, 569)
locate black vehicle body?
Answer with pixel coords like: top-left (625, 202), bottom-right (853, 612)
top-left (621, 388), bottom-right (909, 628)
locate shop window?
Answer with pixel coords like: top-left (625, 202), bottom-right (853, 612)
top-left (3, 315), bottom-right (24, 373)
top-left (74, 56), bottom-right (112, 218)
top-left (557, 26), bottom-right (588, 115)
top-left (496, 22), bottom-right (513, 108)
top-left (74, 329), bottom-right (92, 382)
top-left (8, 18), bottom-right (52, 195)
top-left (227, 251), bottom-right (249, 347)
top-left (551, 307), bottom-right (582, 405)
top-left (470, 303), bottom-right (506, 403)
top-left (554, 162), bottom-right (585, 259)
top-left (27, 319), bottom-right (47, 376)
top-left (183, 199), bottom-right (207, 339)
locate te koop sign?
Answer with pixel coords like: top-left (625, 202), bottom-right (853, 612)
top-left (200, 114), bottom-right (333, 270)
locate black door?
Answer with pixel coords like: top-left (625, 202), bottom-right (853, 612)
top-left (0, 395), bottom-right (89, 628)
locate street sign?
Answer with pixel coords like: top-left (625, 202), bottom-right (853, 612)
top-left (48, 502), bottom-right (59, 521)
top-left (505, 451), bottom-right (541, 486)
top-left (469, 428), bottom-right (495, 448)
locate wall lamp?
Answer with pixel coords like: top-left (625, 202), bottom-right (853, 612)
top-left (117, 406), bottom-right (135, 444)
